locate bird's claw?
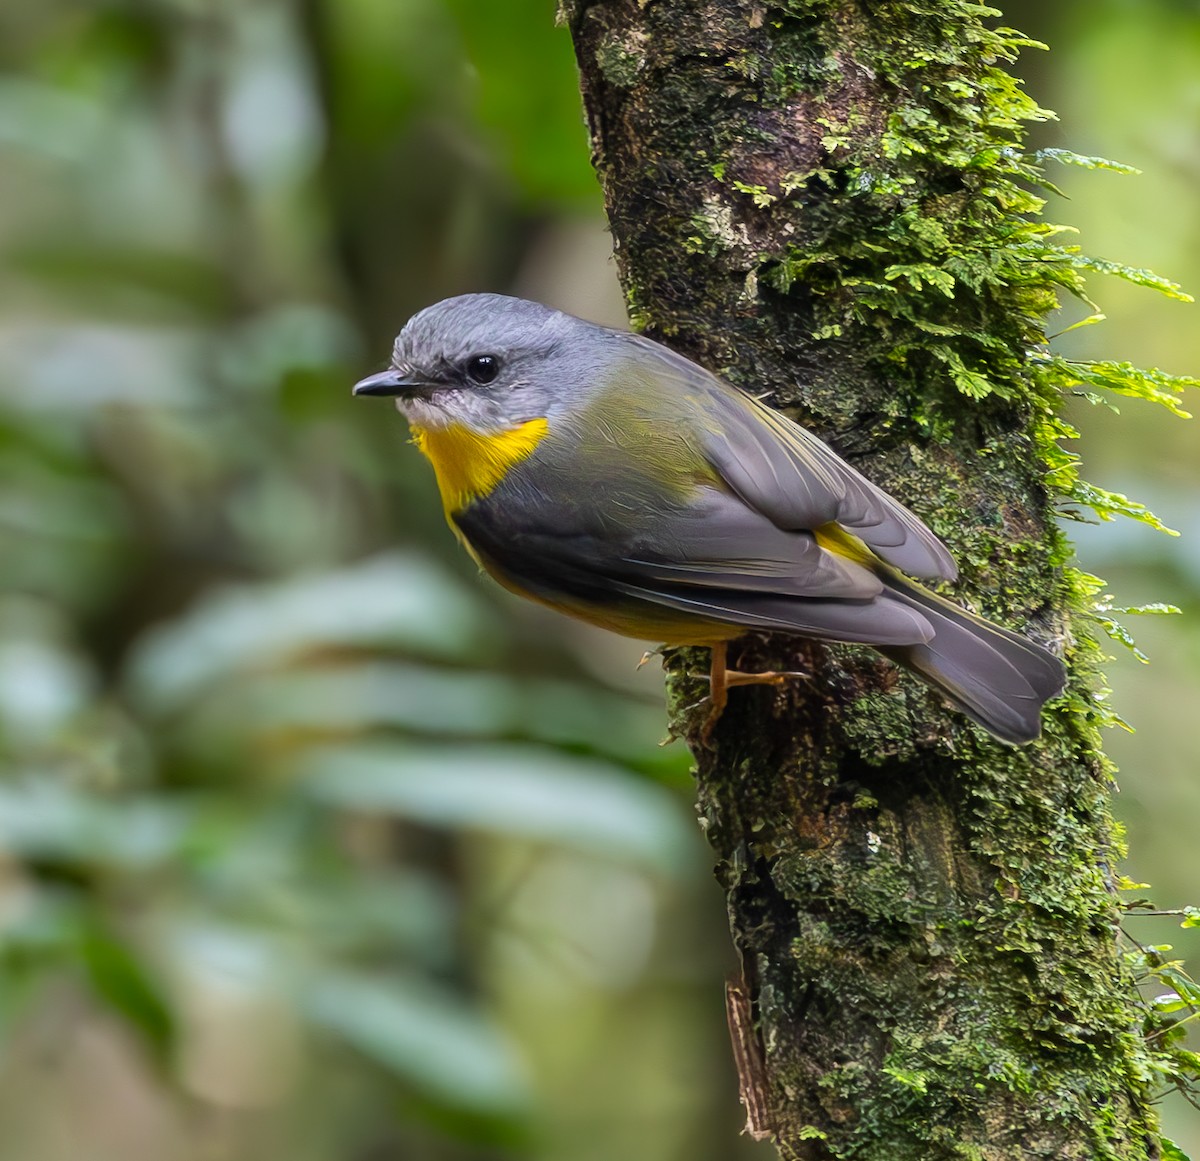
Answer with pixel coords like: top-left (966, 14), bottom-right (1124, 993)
top-left (636, 647), bottom-right (665, 671)
top-left (690, 666), bottom-right (809, 749)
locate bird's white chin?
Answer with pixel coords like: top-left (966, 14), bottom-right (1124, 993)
top-left (395, 396), bottom-right (452, 428)
top-left (396, 391), bottom-right (522, 434)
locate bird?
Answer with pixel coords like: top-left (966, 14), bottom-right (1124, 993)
top-left (353, 293), bottom-right (1066, 744)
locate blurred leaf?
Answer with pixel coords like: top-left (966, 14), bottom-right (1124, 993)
top-left (123, 553), bottom-right (501, 714)
top-left (0, 629), bottom-right (95, 748)
top-left (1160, 1138), bottom-right (1193, 1161)
top-left (0, 76), bottom-right (108, 163)
top-left (1037, 148), bottom-right (1141, 175)
top-left (305, 970), bottom-right (529, 1115)
top-left (0, 892), bottom-right (81, 1044)
top-left (219, 5), bottom-right (325, 190)
top-left (1151, 992), bottom-right (1190, 1014)
top-left (1066, 359), bottom-right (1198, 419)
top-left (167, 921), bottom-right (293, 989)
top-left (299, 741), bottom-right (695, 872)
top-left (1092, 612), bottom-right (1152, 664)
top-left (0, 779), bottom-right (188, 869)
top-left (217, 305), bottom-right (361, 394)
top-left (8, 243), bottom-right (233, 319)
top-left (1065, 480), bottom-right (1179, 536)
top-left (321, 0), bottom-right (461, 146)
top-left (79, 920), bottom-right (175, 1064)
top-left (168, 660), bottom-right (682, 774)
top-left (1049, 311), bottom-right (1105, 339)
top-left (1158, 966), bottom-right (1200, 1011)
top-left (1071, 254), bottom-right (1194, 303)
top-left (1115, 603), bottom-right (1183, 616)
top-left (1090, 591), bottom-right (1184, 664)
top-left (443, 0), bottom-right (597, 205)
top-left (169, 808), bottom-right (460, 967)
top-left (0, 323), bottom-right (203, 410)
top-left (291, 873), bottom-right (458, 964)
top-left (0, 890), bottom-right (79, 959)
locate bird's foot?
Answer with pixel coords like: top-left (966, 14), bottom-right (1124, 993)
top-left (636, 646), bottom-right (665, 671)
top-left (691, 650), bottom-right (810, 749)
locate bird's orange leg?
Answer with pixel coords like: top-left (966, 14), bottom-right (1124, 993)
top-left (699, 642), bottom-right (729, 747)
top-left (699, 643), bottom-right (809, 746)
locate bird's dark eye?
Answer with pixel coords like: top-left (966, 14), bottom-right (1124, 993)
top-left (464, 355), bottom-right (500, 385)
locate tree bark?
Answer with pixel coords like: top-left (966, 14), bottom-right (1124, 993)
top-left (565, 2), bottom-right (1163, 1158)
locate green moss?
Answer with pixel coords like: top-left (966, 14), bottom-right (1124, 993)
top-left (731, 180), bottom-right (776, 206)
top-left (838, 690), bottom-right (922, 763)
top-left (593, 28), bottom-right (647, 88)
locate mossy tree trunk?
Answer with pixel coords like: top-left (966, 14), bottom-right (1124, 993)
top-left (565, 2), bottom-right (1164, 1158)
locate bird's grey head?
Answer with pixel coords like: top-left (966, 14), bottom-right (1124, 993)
top-left (353, 293), bottom-right (605, 431)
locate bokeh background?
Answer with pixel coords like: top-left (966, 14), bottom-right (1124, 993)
top-left (0, 1), bottom-right (1196, 1158)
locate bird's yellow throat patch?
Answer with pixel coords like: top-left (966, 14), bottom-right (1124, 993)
top-left (409, 417), bottom-right (550, 515)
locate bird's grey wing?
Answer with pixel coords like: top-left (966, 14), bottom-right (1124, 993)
top-left (621, 334), bottom-right (957, 582)
top-left (455, 483), bottom-right (934, 647)
top-left (616, 485), bottom-right (880, 596)
top-left (601, 573), bottom-right (934, 646)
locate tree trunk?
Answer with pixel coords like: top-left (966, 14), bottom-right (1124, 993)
top-left (565, 1), bottom-right (1164, 1157)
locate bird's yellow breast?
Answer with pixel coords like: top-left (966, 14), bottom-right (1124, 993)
top-left (409, 417), bottom-right (550, 516)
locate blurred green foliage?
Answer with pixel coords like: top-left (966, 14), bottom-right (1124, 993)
top-left (0, 0), bottom-right (1198, 1158)
top-left (0, 3), bottom-right (740, 1159)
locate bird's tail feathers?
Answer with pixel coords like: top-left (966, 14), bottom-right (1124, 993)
top-left (879, 572), bottom-right (1066, 745)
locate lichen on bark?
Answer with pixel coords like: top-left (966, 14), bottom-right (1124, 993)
top-left (566, 1), bottom-right (1176, 1158)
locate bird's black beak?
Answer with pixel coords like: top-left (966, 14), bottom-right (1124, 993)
top-left (352, 369), bottom-right (436, 398)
